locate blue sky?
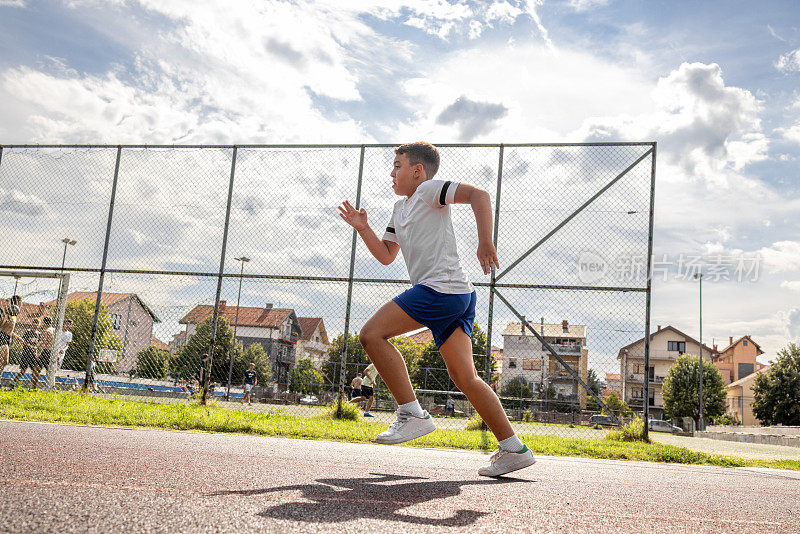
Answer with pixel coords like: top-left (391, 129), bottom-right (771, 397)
top-left (1, 0), bottom-right (800, 368)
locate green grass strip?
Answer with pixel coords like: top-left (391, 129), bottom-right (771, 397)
top-left (2, 389), bottom-right (797, 470)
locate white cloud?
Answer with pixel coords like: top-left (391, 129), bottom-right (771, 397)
top-left (0, 0), bottom-right (26, 6)
top-left (759, 241), bottom-right (800, 273)
top-left (567, 0), bottom-right (610, 12)
top-left (780, 124), bottom-right (800, 144)
top-left (776, 48), bottom-right (800, 73)
top-left (0, 187), bottom-right (48, 217)
top-left (780, 281), bottom-right (800, 292)
top-left (778, 307), bottom-right (800, 340)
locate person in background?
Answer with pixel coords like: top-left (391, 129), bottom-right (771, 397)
top-left (242, 363), bottom-right (257, 406)
top-left (12, 317), bottom-right (40, 388)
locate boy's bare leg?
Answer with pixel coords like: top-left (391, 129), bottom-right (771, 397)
top-left (30, 365), bottom-right (41, 389)
top-left (359, 301), bottom-right (424, 405)
top-left (439, 328), bottom-right (514, 441)
top-left (365, 396), bottom-right (374, 412)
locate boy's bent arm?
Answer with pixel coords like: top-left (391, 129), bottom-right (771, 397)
top-left (357, 225), bottom-right (400, 265)
top-left (453, 184), bottom-right (499, 274)
top-left (339, 200), bottom-right (400, 265)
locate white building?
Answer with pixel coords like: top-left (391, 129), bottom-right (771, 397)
top-left (501, 319), bottom-right (589, 409)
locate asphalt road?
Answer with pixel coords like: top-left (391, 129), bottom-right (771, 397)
top-left (1, 420), bottom-right (799, 533)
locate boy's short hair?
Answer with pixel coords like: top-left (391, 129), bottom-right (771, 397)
top-left (43, 317), bottom-right (52, 326)
top-left (395, 142), bottom-right (440, 179)
top-left (10, 295), bottom-right (21, 304)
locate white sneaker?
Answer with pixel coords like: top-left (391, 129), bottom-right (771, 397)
top-left (375, 410), bottom-right (436, 444)
top-left (478, 445), bottom-right (536, 477)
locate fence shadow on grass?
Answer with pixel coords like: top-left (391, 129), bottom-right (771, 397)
top-left (211, 472), bottom-right (531, 527)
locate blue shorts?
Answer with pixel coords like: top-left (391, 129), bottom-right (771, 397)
top-left (393, 284), bottom-right (476, 349)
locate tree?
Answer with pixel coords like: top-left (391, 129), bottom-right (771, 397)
top-left (410, 324), bottom-right (493, 391)
top-left (170, 316), bottom-right (233, 384)
top-left (322, 332), bottom-right (422, 391)
top-left (136, 346), bottom-right (170, 379)
top-left (752, 343), bottom-right (800, 426)
top-left (290, 358), bottom-right (325, 394)
top-left (603, 392), bottom-right (633, 418)
top-left (501, 376), bottom-right (535, 399)
top-left (62, 298), bottom-right (122, 374)
top-left (662, 354), bottom-right (726, 424)
top-left (322, 333), bottom-right (371, 389)
top-left (587, 368), bottom-right (601, 397)
top-left (234, 343), bottom-right (273, 387)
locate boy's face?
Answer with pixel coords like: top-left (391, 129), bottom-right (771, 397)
top-left (391, 153), bottom-right (423, 197)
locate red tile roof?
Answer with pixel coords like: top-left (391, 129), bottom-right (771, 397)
top-left (297, 317), bottom-right (329, 344)
top-left (179, 304), bottom-right (293, 329)
top-left (151, 337), bottom-right (169, 351)
top-left (0, 297), bottom-right (47, 325)
top-left (44, 292), bottom-right (160, 322)
top-left (406, 328), bottom-right (434, 345)
top-left (616, 325), bottom-right (718, 357)
top-left (715, 335), bottom-right (764, 356)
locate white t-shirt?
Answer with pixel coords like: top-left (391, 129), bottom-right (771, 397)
top-left (58, 331), bottom-right (73, 353)
top-left (382, 179), bottom-right (473, 294)
top-left (362, 363), bottom-right (378, 388)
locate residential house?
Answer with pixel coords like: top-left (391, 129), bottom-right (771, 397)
top-left (179, 301), bottom-right (301, 388)
top-left (168, 331), bottom-right (187, 357)
top-left (712, 335), bottom-right (766, 385)
top-left (500, 319), bottom-right (589, 409)
top-left (404, 328), bottom-right (503, 383)
top-left (406, 328), bottom-right (434, 345)
top-left (151, 337), bottom-right (170, 352)
top-left (725, 366), bottom-right (770, 425)
top-left (604, 373), bottom-right (621, 396)
top-left (47, 291), bottom-right (160, 375)
top-left (295, 317), bottom-right (331, 368)
top-left (617, 325), bottom-right (717, 419)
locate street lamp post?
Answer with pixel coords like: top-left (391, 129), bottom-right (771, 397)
top-left (58, 237), bottom-right (76, 306)
top-left (226, 256), bottom-right (250, 399)
top-left (694, 272), bottom-right (704, 431)
top-left (60, 238), bottom-right (76, 273)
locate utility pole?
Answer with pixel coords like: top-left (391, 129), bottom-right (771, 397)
top-left (694, 272), bottom-right (704, 431)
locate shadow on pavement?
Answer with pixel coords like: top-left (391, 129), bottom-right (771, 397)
top-left (212, 472), bottom-right (531, 527)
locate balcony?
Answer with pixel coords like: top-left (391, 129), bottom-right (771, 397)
top-left (549, 343), bottom-right (582, 354)
top-left (302, 340), bottom-right (329, 352)
top-left (625, 374), bottom-right (665, 385)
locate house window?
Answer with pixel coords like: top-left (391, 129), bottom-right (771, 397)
top-left (522, 359), bottom-right (540, 370)
top-left (668, 341), bottom-right (685, 352)
top-left (508, 358), bottom-right (517, 369)
top-left (110, 313), bottom-right (121, 330)
top-left (743, 340), bottom-right (748, 346)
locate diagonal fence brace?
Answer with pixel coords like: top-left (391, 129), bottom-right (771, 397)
top-left (493, 289), bottom-right (620, 425)
top-left (495, 146), bottom-right (654, 283)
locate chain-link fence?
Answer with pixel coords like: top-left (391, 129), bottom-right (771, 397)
top-left (0, 143), bottom-right (656, 438)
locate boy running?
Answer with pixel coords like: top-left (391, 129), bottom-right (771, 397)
top-left (339, 142), bottom-right (535, 476)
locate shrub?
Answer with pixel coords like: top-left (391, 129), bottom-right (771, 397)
top-left (606, 417), bottom-right (649, 443)
top-left (712, 413), bottom-right (741, 426)
top-left (327, 399), bottom-right (360, 421)
top-left (522, 410), bottom-right (535, 422)
top-left (465, 413), bottom-right (489, 431)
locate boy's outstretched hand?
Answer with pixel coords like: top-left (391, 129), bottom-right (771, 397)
top-left (339, 200), bottom-right (368, 231)
top-left (477, 241), bottom-right (500, 275)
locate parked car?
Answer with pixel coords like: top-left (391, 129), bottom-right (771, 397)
top-left (588, 414), bottom-right (616, 426)
top-left (648, 419), bottom-right (682, 433)
top-left (299, 394), bottom-right (319, 405)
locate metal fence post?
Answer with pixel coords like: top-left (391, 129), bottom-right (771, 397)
top-left (202, 146), bottom-right (237, 405)
top-left (483, 144), bottom-right (504, 385)
top-left (338, 146), bottom-right (366, 409)
top-left (84, 146), bottom-right (122, 391)
top-left (642, 142), bottom-right (657, 439)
